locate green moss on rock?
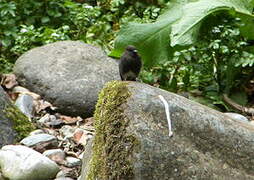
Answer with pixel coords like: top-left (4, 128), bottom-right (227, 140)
top-left (4, 105), bottom-right (35, 141)
top-left (87, 81), bottom-right (138, 180)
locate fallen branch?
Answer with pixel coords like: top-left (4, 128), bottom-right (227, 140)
top-left (222, 94), bottom-right (254, 115)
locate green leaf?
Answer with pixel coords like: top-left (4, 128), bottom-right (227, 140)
top-left (230, 91), bottom-right (248, 106)
top-left (111, 2), bottom-right (184, 67)
top-left (41, 16), bottom-right (50, 23)
top-left (170, 0), bottom-right (254, 46)
top-left (108, 48), bottom-right (122, 57)
top-left (169, 76), bottom-right (177, 91)
top-left (1, 38), bottom-right (12, 47)
top-left (239, 16), bottom-right (254, 39)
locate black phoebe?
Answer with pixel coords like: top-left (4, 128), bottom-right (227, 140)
top-left (119, 45), bottom-right (142, 81)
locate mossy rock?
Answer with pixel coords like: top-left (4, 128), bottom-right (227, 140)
top-left (86, 81), bottom-right (139, 180)
top-left (0, 87), bottom-right (35, 146)
top-left (4, 105), bottom-right (35, 141)
top-left (81, 81), bottom-right (254, 180)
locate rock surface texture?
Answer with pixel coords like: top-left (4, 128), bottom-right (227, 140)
top-left (14, 41), bottom-right (120, 117)
top-left (0, 87), bottom-right (16, 147)
top-left (81, 81), bottom-right (254, 180)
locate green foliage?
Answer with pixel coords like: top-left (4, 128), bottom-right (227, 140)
top-left (170, 0), bottom-right (254, 46)
top-left (109, 2), bottom-right (181, 66)
top-left (0, 0), bottom-right (69, 47)
top-left (0, 0), bottom-right (163, 72)
top-left (111, 0), bottom-right (254, 67)
top-left (111, 0), bottom-right (254, 110)
top-left (0, 56), bottom-right (13, 73)
top-left (141, 15), bottom-right (254, 109)
top-left (1, 0), bottom-right (253, 111)
top-left (0, 1), bottom-right (18, 47)
top-left (10, 25), bottom-right (71, 56)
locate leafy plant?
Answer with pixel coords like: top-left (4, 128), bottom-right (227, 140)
top-left (109, 0), bottom-right (254, 110)
top-left (111, 0), bottom-right (254, 67)
top-left (0, 0), bottom-right (163, 73)
top-left (140, 15), bottom-right (254, 110)
top-left (10, 25), bottom-right (70, 56)
top-left (0, 56), bottom-right (13, 73)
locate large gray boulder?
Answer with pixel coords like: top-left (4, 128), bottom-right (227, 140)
top-left (0, 87), bottom-right (16, 147)
top-left (14, 41), bottom-right (120, 117)
top-left (81, 81), bottom-right (254, 180)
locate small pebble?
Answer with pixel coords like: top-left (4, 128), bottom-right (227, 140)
top-left (65, 157), bottom-right (81, 168)
top-left (43, 149), bottom-right (65, 164)
top-left (15, 94), bottom-right (34, 119)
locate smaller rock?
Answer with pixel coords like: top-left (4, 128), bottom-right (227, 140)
top-left (29, 129), bottom-right (45, 136)
top-left (21, 133), bottom-right (57, 146)
top-left (38, 114), bottom-right (51, 124)
top-left (38, 114), bottom-right (63, 127)
top-left (48, 115), bottom-right (63, 127)
top-left (43, 149), bottom-right (65, 164)
top-left (0, 145), bottom-right (60, 180)
top-left (15, 94), bottom-right (34, 119)
top-left (20, 133), bottom-right (58, 152)
top-left (56, 166), bottom-right (78, 179)
top-left (12, 86), bottom-right (30, 94)
top-left (55, 177), bottom-right (75, 180)
top-left (59, 125), bottom-right (76, 138)
top-left (225, 112), bottom-right (249, 123)
top-left (65, 157), bottom-right (82, 168)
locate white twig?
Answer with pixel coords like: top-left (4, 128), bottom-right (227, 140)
top-left (158, 95), bottom-right (173, 137)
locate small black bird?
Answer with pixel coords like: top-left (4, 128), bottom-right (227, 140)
top-left (119, 45), bottom-right (142, 81)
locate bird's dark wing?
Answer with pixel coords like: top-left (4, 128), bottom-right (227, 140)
top-left (119, 53), bottom-right (132, 74)
top-left (130, 56), bottom-right (141, 74)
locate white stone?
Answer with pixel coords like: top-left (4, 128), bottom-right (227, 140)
top-left (65, 156), bottom-right (81, 167)
top-left (43, 149), bottom-right (65, 164)
top-left (0, 145), bottom-right (60, 180)
top-left (20, 133), bottom-right (57, 147)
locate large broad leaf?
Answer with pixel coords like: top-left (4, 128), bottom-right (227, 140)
top-left (111, 0), bottom-right (254, 67)
top-left (109, 2), bottom-right (185, 67)
top-left (171, 0), bottom-right (254, 46)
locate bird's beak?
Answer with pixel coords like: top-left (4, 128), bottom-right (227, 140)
top-left (133, 50), bottom-right (137, 53)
